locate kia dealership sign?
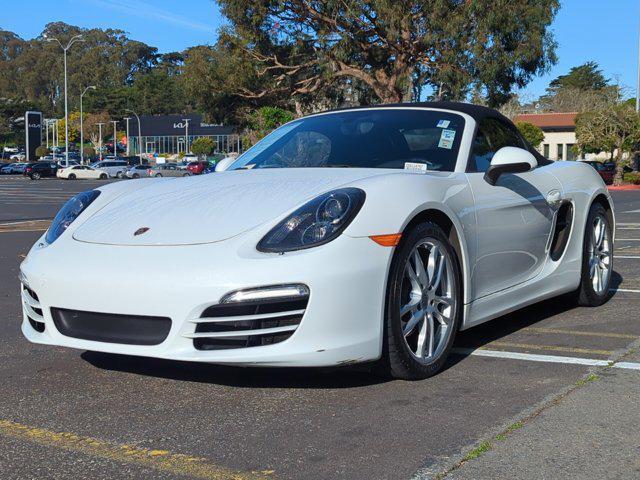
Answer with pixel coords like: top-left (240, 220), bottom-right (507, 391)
top-left (25, 111), bottom-right (43, 162)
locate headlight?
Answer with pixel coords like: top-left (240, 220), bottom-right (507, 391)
top-left (257, 188), bottom-right (365, 253)
top-left (45, 190), bottom-right (100, 245)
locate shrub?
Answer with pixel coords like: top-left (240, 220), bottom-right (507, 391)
top-left (623, 172), bottom-right (640, 185)
top-left (190, 137), bottom-right (216, 157)
top-left (35, 145), bottom-right (49, 158)
top-left (516, 121), bottom-right (545, 149)
top-left (83, 146), bottom-right (95, 157)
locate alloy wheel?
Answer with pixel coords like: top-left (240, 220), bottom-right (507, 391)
top-left (399, 239), bottom-right (456, 362)
top-left (589, 215), bottom-right (612, 295)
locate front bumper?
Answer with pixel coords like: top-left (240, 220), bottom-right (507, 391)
top-left (20, 232), bottom-right (392, 367)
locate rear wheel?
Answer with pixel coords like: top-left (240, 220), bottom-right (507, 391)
top-left (116, 171), bottom-right (123, 179)
top-left (99, 173), bottom-right (107, 179)
top-left (575, 203), bottom-right (613, 306)
top-left (132, 173), bottom-right (140, 179)
top-left (155, 173), bottom-right (162, 177)
top-left (31, 172), bottom-right (41, 180)
top-left (380, 222), bottom-right (462, 380)
top-left (182, 172), bottom-right (191, 177)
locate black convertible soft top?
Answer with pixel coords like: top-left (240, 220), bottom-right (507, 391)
top-left (321, 101), bottom-right (551, 165)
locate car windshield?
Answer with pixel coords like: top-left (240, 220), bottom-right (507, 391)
top-left (231, 109), bottom-right (465, 171)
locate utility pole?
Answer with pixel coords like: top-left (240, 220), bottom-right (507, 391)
top-left (80, 85), bottom-right (96, 164)
top-left (112, 120), bottom-right (118, 157)
top-left (182, 118), bottom-right (190, 154)
top-left (637, 15), bottom-right (640, 112)
top-left (125, 109), bottom-right (143, 164)
top-left (123, 117), bottom-right (132, 156)
top-left (45, 33), bottom-right (84, 166)
top-left (96, 122), bottom-right (105, 161)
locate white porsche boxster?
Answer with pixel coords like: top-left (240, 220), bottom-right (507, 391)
top-left (19, 103), bottom-right (614, 379)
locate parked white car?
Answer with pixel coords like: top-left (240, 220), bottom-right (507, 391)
top-left (19, 102), bottom-right (614, 380)
top-left (57, 165), bottom-right (108, 180)
top-left (91, 160), bottom-right (129, 178)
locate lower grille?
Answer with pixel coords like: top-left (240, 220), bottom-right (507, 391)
top-left (51, 308), bottom-right (171, 345)
top-left (21, 284), bottom-right (45, 333)
top-left (190, 296), bottom-right (309, 351)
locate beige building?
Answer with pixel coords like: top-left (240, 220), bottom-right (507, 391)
top-left (514, 112), bottom-right (585, 161)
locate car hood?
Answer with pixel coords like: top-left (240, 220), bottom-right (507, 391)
top-left (72, 168), bottom-right (387, 246)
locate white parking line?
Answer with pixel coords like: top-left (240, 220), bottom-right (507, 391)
top-left (616, 239), bottom-right (640, 241)
top-left (616, 255), bottom-right (640, 259)
top-left (453, 348), bottom-right (640, 371)
top-left (611, 288), bottom-right (640, 293)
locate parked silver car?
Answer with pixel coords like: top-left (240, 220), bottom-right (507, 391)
top-left (91, 160), bottom-right (129, 178)
top-left (148, 164), bottom-right (191, 178)
top-left (125, 164), bottom-right (152, 179)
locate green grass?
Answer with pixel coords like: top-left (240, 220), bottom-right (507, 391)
top-left (495, 421), bottom-right (524, 441)
top-left (576, 373), bottom-right (599, 386)
top-left (463, 441), bottom-right (492, 461)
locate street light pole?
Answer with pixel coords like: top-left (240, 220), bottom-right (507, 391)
top-left (112, 120), bottom-right (118, 157)
top-left (125, 109), bottom-right (143, 164)
top-left (123, 117), bottom-right (131, 156)
top-left (637, 16), bottom-right (640, 112)
top-left (96, 122), bottom-right (105, 161)
top-left (182, 118), bottom-right (190, 154)
top-left (45, 34), bottom-right (84, 167)
top-left (45, 119), bottom-right (49, 149)
top-left (80, 85), bottom-right (96, 164)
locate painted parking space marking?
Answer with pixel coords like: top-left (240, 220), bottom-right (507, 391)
top-left (0, 219), bottom-right (50, 233)
top-left (453, 348), bottom-right (640, 371)
top-left (610, 288), bottom-right (640, 293)
top-left (523, 327), bottom-right (639, 340)
top-left (484, 341), bottom-right (613, 356)
top-left (0, 419), bottom-right (274, 480)
top-left (616, 255), bottom-right (640, 259)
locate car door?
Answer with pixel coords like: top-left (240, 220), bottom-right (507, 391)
top-left (466, 117), bottom-right (562, 299)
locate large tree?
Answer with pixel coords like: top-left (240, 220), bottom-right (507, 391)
top-left (575, 104), bottom-right (640, 185)
top-left (539, 61), bottom-right (618, 113)
top-left (215, 0), bottom-right (559, 107)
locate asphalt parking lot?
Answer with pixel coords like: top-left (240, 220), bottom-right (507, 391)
top-left (1, 176), bottom-right (639, 480)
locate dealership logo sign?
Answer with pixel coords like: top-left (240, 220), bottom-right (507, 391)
top-left (134, 227), bottom-right (150, 236)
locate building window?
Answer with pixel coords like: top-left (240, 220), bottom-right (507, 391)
top-left (543, 144), bottom-right (550, 158)
top-left (557, 144), bottom-right (563, 160)
top-left (566, 144), bottom-right (576, 161)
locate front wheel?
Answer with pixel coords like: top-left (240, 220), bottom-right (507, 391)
top-left (155, 173), bottom-right (162, 177)
top-left (116, 171), bottom-right (123, 179)
top-left (31, 172), bottom-right (41, 180)
top-left (575, 203), bottom-right (613, 306)
top-left (99, 173), bottom-right (107, 179)
top-left (132, 173), bottom-right (140, 179)
top-left (182, 172), bottom-right (191, 177)
top-left (68, 173), bottom-right (76, 180)
top-left (380, 222), bottom-right (462, 380)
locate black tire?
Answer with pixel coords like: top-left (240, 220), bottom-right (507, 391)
top-left (68, 173), bottom-right (76, 180)
top-left (575, 203), bottom-right (613, 306)
top-left (133, 173), bottom-right (140, 179)
top-left (116, 171), bottom-right (123, 179)
top-left (31, 172), bottom-right (41, 180)
top-left (182, 172), bottom-right (190, 177)
top-left (379, 222), bottom-right (462, 380)
top-left (155, 173), bottom-right (162, 177)
top-left (99, 173), bottom-right (108, 179)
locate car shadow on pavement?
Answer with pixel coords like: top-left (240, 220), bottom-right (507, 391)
top-left (81, 351), bottom-right (390, 389)
top-left (81, 270), bottom-right (623, 386)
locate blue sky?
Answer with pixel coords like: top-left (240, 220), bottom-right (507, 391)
top-left (1, 0), bottom-right (638, 98)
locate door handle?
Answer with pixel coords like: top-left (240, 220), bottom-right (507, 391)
top-left (546, 189), bottom-right (562, 206)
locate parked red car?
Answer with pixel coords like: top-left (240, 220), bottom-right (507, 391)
top-left (581, 160), bottom-right (614, 185)
top-left (186, 161), bottom-right (209, 175)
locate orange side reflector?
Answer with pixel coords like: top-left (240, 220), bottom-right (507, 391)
top-left (369, 233), bottom-right (402, 247)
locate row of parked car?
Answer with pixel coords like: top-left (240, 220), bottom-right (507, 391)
top-left (0, 157), bottom-right (221, 180)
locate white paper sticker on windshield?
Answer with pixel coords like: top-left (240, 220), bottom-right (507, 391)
top-left (404, 162), bottom-right (428, 173)
top-left (438, 129), bottom-right (456, 149)
top-left (436, 119), bottom-right (450, 128)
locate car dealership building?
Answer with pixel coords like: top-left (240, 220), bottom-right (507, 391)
top-left (126, 113), bottom-right (241, 156)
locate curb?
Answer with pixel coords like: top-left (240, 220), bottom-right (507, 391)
top-left (608, 185), bottom-right (640, 191)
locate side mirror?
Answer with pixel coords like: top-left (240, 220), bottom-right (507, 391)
top-left (214, 156), bottom-right (237, 172)
top-left (484, 147), bottom-right (537, 186)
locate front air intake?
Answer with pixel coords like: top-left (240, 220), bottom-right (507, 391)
top-left (188, 285), bottom-right (310, 350)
